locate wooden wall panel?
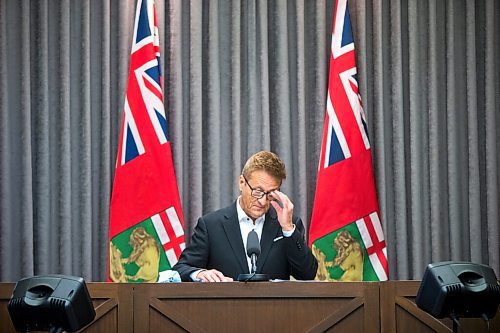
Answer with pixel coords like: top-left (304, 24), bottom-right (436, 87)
top-left (78, 283), bottom-right (134, 333)
top-left (380, 281), bottom-right (500, 333)
top-left (133, 282), bottom-right (380, 333)
top-left (0, 283), bottom-right (16, 333)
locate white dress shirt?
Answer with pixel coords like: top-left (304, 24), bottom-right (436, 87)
top-left (236, 197), bottom-right (265, 272)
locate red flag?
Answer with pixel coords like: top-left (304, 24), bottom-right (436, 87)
top-left (309, 0), bottom-right (388, 281)
top-left (107, 0), bottom-right (185, 283)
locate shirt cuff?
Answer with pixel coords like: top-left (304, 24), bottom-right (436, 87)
top-left (282, 224), bottom-right (295, 237)
top-left (190, 269), bottom-right (205, 281)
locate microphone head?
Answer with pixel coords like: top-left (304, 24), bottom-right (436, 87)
top-left (246, 230), bottom-right (261, 257)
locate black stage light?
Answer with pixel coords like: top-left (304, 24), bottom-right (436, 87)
top-left (8, 275), bottom-right (96, 333)
top-left (416, 261), bottom-right (500, 332)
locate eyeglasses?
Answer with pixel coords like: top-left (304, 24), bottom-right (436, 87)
top-left (243, 176), bottom-right (279, 199)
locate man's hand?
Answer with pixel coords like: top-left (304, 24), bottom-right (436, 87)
top-left (196, 269), bottom-right (233, 282)
top-left (270, 190), bottom-right (294, 232)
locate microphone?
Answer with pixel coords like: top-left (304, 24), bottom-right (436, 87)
top-left (246, 230), bottom-right (260, 274)
top-left (237, 230), bottom-right (269, 282)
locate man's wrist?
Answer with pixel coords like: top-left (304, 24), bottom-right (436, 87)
top-left (190, 269), bottom-right (206, 281)
top-left (282, 224), bottom-right (295, 237)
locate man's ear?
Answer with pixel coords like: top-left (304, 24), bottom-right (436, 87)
top-left (238, 175), bottom-right (244, 192)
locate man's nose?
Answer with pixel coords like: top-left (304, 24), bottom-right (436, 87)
top-left (257, 195), bottom-right (269, 204)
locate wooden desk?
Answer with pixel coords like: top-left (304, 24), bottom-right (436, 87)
top-left (0, 281), bottom-right (498, 332)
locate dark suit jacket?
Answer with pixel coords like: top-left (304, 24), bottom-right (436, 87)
top-left (173, 202), bottom-right (318, 281)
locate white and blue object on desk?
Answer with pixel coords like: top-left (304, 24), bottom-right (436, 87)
top-left (158, 270), bottom-right (181, 283)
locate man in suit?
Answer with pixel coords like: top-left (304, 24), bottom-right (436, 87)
top-left (173, 151), bottom-right (318, 282)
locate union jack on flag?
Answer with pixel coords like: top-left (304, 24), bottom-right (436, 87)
top-left (108, 0), bottom-right (185, 283)
top-left (309, 0), bottom-right (388, 282)
top-left (120, 0), bottom-right (167, 165)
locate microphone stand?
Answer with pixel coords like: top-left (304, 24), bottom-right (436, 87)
top-left (251, 253), bottom-right (257, 274)
top-left (237, 229), bottom-right (269, 282)
top-left (237, 253), bottom-right (269, 282)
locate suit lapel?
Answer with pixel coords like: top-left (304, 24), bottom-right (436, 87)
top-left (221, 204), bottom-right (249, 273)
top-left (257, 207), bottom-right (281, 273)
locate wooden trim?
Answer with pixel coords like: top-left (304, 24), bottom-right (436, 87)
top-left (149, 297), bottom-right (207, 332)
top-left (308, 297), bottom-right (364, 332)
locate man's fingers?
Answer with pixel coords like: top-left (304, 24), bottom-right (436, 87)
top-left (270, 200), bottom-right (282, 212)
top-left (205, 271), bottom-right (219, 282)
top-left (270, 190), bottom-right (294, 230)
top-left (271, 190), bottom-right (293, 210)
top-left (202, 273), bottom-right (215, 282)
top-left (213, 270), bottom-right (227, 281)
top-left (200, 269), bottom-right (229, 282)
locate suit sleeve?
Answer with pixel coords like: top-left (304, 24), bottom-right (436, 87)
top-left (172, 217), bottom-right (210, 281)
top-left (285, 217), bottom-right (318, 280)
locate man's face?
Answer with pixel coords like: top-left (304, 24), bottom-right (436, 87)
top-left (239, 170), bottom-right (281, 221)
